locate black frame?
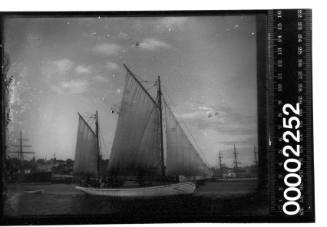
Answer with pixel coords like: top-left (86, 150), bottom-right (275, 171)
top-left (0, 10), bottom-right (314, 224)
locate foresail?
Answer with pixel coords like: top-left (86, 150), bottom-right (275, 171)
top-left (108, 68), bottom-right (162, 176)
top-left (73, 114), bottom-right (98, 177)
top-left (164, 101), bottom-right (211, 177)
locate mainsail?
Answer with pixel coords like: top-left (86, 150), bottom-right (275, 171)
top-left (107, 65), bottom-right (211, 178)
top-left (73, 114), bottom-right (98, 177)
top-left (107, 67), bottom-right (162, 176)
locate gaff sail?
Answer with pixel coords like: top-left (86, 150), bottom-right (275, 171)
top-left (107, 68), bottom-right (162, 176)
top-left (73, 114), bottom-right (98, 177)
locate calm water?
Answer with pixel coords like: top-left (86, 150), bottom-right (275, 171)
top-left (4, 180), bottom-right (266, 217)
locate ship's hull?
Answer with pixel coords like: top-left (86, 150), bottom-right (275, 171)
top-left (75, 182), bottom-right (196, 197)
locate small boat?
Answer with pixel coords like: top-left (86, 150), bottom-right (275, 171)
top-left (75, 182), bottom-right (195, 197)
top-left (23, 189), bottom-right (44, 194)
top-left (73, 64), bottom-right (212, 197)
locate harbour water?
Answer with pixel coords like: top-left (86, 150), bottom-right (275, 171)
top-left (4, 179), bottom-right (267, 218)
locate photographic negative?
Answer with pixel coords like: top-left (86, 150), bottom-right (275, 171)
top-left (0, 10), bottom-right (314, 224)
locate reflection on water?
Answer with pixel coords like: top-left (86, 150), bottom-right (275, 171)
top-left (4, 180), bottom-right (266, 217)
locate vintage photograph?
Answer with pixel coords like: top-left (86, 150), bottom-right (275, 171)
top-left (2, 13), bottom-right (265, 222)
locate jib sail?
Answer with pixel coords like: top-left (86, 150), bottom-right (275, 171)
top-left (164, 99), bottom-right (211, 177)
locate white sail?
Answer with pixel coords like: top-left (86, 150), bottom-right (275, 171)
top-left (73, 114), bottom-right (98, 177)
top-left (74, 65), bottom-right (212, 197)
top-left (107, 69), bottom-right (162, 176)
top-left (164, 100), bottom-right (211, 177)
top-left (107, 65), bottom-right (210, 178)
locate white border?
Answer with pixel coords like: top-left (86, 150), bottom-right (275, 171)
top-left (1, 0), bottom-right (325, 226)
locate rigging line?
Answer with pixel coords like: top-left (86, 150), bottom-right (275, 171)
top-left (145, 82), bottom-right (157, 93)
top-left (163, 100), bottom-right (168, 168)
top-left (78, 113), bottom-right (96, 136)
top-left (123, 64), bottom-right (159, 108)
top-left (161, 85), bottom-right (211, 168)
top-left (81, 112), bottom-right (96, 131)
top-left (127, 69), bottom-right (156, 84)
top-left (84, 112), bottom-right (95, 117)
top-left (135, 76), bottom-right (152, 83)
top-left (86, 117), bottom-right (95, 129)
top-left (131, 71), bottom-right (151, 83)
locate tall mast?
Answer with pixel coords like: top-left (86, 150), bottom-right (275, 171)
top-left (95, 111), bottom-right (100, 177)
top-left (157, 76), bottom-right (166, 177)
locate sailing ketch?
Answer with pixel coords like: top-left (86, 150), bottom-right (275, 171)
top-left (74, 65), bottom-right (211, 197)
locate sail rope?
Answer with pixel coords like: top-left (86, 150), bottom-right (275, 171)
top-left (80, 113), bottom-right (97, 133)
top-left (145, 82), bottom-right (157, 93)
top-left (123, 67), bottom-right (158, 97)
top-left (161, 84), bottom-right (211, 168)
top-left (127, 69), bottom-right (154, 84)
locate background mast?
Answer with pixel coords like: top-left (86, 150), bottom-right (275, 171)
top-left (157, 76), bottom-right (165, 177)
top-left (233, 144), bottom-right (239, 171)
top-left (10, 130), bottom-right (34, 176)
top-left (95, 111), bottom-right (100, 178)
top-left (218, 152), bottom-right (223, 170)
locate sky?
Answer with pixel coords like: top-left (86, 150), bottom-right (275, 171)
top-left (4, 15), bottom-right (258, 167)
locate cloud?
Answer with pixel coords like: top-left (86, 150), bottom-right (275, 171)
top-left (52, 79), bottom-right (89, 94)
top-left (75, 65), bottom-right (92, 74)
top-left (53, 58), bottom-right (73, 74)
top-left (177, 103), bottom-right (227, 122)
top-left (138, 38), bottom-right (171, 51)
top-left (220, 136), bottom-right (257, 146)
top-left (93, 75), bottom-right (109, 83)
top-left (62, 79), bottom-right (89, 94)
top-left (92, 43), bottom-right (122, 56)
top-left (117, 32), bottom-right (128, 39)
top-left (104, 61), bottom-right (119, 71)
top-left (41, 58), bottom-right (74, 81)
top-left (51, 85), bottom-right (64, 94)
top-left (175, 102), bottom-right (256, 137)
top-left (160, 17), bottom-right (188, 27)
top-left (27, 33), bottom-right (42, 48)
top-left (157, 17), bottom-right (188, 31)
